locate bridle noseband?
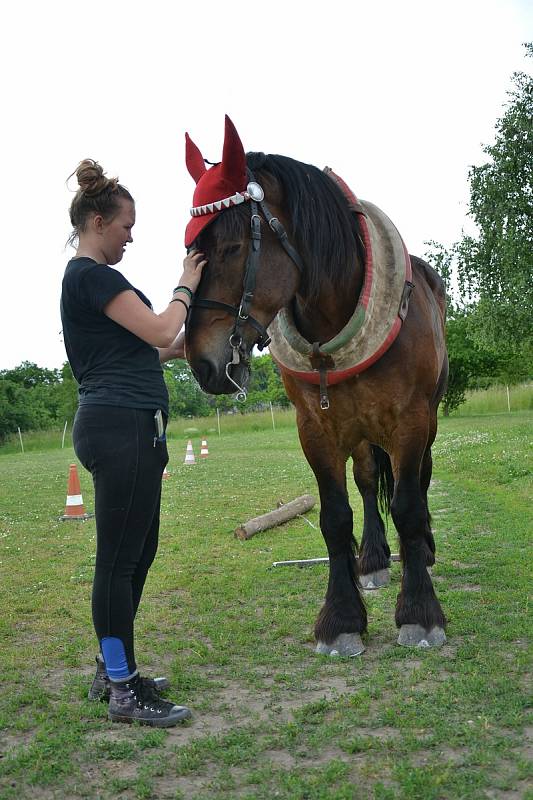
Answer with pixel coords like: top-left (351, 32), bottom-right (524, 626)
top-left (189, 169), bottom-right (304, 400)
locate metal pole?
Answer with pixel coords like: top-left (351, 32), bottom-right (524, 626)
top-left (270, 401), bottom-right (276, 431)
top-left (17, 427), bottom-right (24, 453)
top-left (272, 554), bottom-right (401, 568)
top-left (61, 420), bottom-right (68, 449)
top-left (506, 385), bottom-right (511, 413)
top-left (217, 408), bottom-right (221, 436)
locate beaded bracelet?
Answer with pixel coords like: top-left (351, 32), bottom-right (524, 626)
top-left (173, 285), bottom-right (193, 300)
top-left (170, 297), bottom-right (189, 313)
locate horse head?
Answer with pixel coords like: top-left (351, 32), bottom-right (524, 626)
top-left (183, 116), bottom-right (301, 397)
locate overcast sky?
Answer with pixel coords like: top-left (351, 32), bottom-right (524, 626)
top-left (1, 0), bottom-right (531, 370)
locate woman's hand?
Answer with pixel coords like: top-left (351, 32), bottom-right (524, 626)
top-left (178, 250), bottom-right (208, 294)
top-left (158, 331), bottom-right (185, 363)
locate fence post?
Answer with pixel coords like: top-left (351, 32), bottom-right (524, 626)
top-left (270, 401), bottom-right (276, 431)
top-left (17, 427), bottom-right (24, 453)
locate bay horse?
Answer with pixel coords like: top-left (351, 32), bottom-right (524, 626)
top-left (184, 116), bottom-right (448, 655)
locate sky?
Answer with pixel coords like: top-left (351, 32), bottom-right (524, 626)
top-left (0, 0), bottom-right (531, 370)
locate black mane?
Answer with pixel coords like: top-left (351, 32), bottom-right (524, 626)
top-left (199, 152), bottom-right (361, 301)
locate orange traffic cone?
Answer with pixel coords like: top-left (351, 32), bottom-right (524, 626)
top-left (60, 463), bottom-right (92, 520)
top-left (184, 440), bottom-right (195, 465)
top-left (200, 439), bottom-right (209, 458)
top-left (162, 465), bottom-right (170, 479)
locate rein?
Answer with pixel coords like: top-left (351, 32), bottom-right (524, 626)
top-left (190, 169), bottom-right (305, 400)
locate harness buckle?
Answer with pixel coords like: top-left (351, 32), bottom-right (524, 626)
top-left (398, 280), bottom-right (415, 321)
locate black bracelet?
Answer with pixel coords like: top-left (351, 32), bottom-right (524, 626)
top-left (173, 285), bottom-right (194, 300)
top-left (170, 297), bottom-right (189, 313)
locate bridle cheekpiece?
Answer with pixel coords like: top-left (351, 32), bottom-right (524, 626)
top-left (184, 117), bottom-right (303, 401)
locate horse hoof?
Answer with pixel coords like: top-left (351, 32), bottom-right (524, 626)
top-left (315, 633), bottom-right (365, 657)
top-left (397, 624), bottom-right (446, 648)
top-left (360, 568), bottom-right (390, 590)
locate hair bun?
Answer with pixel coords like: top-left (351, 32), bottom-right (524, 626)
top-left (75, 159), bottom-right (118, 196)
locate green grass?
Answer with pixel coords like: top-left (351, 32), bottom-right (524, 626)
top-left (0, 412), bottom-right (531, 799)
top-left (448, 381), bottom-right (533, 417)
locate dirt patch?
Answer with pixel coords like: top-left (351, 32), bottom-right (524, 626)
top-left (410, 745), bottom-right (465, 767)
top-left (521, 725), bottom-right (533, 759)
top-left (165, 712), bottom-right (228, 747)
top-left (166, 762), bottom-right (219, 799)
top-left (484, 780), bottom-right (532, 799)
top-left (100, 759), bottom-right (138, 780)
top-left (263, 744), bottom-right (347, 768)
top-left (158, 675), bottom-right (362, 750)
top-left (0, 729), bottom-right (34, 755)
top-left (359, 726), bottom-right (399, 740)
top-left (40, 667), bottom-right (72, 693)
top-left (392, 659), bottom-right (423, 671)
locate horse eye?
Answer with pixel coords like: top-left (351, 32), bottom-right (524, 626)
top-left (223, 244), bottom-right (241, 258)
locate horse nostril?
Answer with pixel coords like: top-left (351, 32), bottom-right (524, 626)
top-left (193, 358), bottom-right (214, 389)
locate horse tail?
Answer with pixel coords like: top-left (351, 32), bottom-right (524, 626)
top-left (371, 445), bottom-right (394, 518)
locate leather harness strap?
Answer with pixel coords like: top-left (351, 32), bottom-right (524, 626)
top-left (190, 168), bottom-right (305, 356)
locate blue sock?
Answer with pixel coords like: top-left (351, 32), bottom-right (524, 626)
top-left (100, 637), bottom-right (136, 682)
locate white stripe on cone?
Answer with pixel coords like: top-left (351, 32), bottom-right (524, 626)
top-left (66, 494), bottom-right (83, 506)
top-left (184, 440), bottom-right (195, 465)
top-left (200, 439), bottom-right (209, 458)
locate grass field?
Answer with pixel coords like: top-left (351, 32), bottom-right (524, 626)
top-left (0, 411), bottom-right (531, 799)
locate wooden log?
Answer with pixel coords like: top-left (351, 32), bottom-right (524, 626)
top-left (235, 495), bottom-right (316, 541)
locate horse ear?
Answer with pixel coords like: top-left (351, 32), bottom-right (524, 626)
top-left (221, 115), bottom-right (246, 183)
top-left (185, 133), bottom-right (207, 183)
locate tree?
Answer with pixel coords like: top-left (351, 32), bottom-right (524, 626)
top-left (163, 360), bottom-right (212, 417)
top-left (241, 354), bottom-right (290, 411)
top-left (441, 311), bottom-right (499, 415)
top-left (456, 43), bottom-right (532, 355)
top-left (0, 361), bottom-right (60, 388)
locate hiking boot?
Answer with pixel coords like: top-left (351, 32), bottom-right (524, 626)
top-left (88, 654), bottom-right (169, 701)
top-left (108, 674), bottom-right (191, 727)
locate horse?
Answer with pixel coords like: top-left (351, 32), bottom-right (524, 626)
top-left (183, 116), bottom-right (448, 655)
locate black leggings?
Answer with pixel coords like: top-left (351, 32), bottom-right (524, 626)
top-left (72, 405), bottom-right (168, 673)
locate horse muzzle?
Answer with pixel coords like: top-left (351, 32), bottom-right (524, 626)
top-left (189, 347), bottom-right (251, 398)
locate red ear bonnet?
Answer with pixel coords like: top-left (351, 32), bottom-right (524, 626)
top-left (185, 134), bottom-right (207, 183)
top-left (184, 115), bottom-right (248, 247)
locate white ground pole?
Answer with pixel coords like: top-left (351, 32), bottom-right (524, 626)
top-left (217, 408), bottom-right (221, 436)
top-left (506, 385), bottom-right (511, 413)
top-left (61, 420), bottom-right (68, 449)
top-left (270, 401), bottom-right (276, 431)
top-left (17, 427), bottom-right (24, 453)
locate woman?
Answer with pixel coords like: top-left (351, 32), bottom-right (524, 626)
top-left (61, 159), bottom-right (206, 727)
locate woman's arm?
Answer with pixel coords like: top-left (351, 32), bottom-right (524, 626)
top-left (158, 331), bottom-right (185, 363)
top-left (103, 251), bottom-right (206, 348)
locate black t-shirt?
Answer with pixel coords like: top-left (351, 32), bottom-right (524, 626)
top-left (60, 257), bottom-right (168, 414)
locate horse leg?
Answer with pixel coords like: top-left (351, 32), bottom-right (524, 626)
top-left (391, 426), bottom-right (446, 648)
top-left (353, 442), bottom-right (392, 589)
top-left (421, 363), bottom-right (448, 565)
top-left (420, 445), bottom-right (436, 566)
top-left (301, 436), bottom-right (367, 657)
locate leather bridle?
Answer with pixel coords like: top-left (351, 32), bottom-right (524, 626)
top-left (188, 169), bottom-right (305, 400)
